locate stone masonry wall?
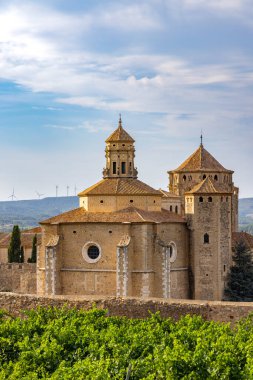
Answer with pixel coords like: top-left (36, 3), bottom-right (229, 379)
top-left (0, 264), bottom-right (36, 294)
top-left (0, 292), bottom-right (253, 323)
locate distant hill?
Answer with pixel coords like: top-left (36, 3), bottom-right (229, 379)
top-left (0, 196), bottom-right (79, 231)
top-left (239, 198), bottom-right (253, 234)
top-left (0, 196), bottom-right (252, 233)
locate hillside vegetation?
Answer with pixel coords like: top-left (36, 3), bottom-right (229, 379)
top-left (0, 197), bottom-right (78, 231)
top-left (239, 198), bottom-right (253, 234)
top-left (0, 307), bottom-right (253, 379)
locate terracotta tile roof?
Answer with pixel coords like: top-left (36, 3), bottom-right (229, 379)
top-left (159, 189), bottom-right (180, 198)
top-left (232, 232), bottom-right (253, 249)
top-left (23, 226), bottom-right (42, 233)
top-left (0, 233), bottom-right (11, 247)
top-left (0, 232), bottom-right (42, 248)
top-left (0, 232), bottom-right (7, 240)
top-left (40, 206), bottom-right (185, 225)
top-left (78, 178), bottom-right (161, 196)
top-left (105, 118), bottom-right (134, 143)
top-left (170, 144), bottom-right (232, 173)
top-left (186, 177), bottom-right (232, 195)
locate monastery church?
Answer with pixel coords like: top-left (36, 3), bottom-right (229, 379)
top-left (38, 117), bottom-right (238, 301)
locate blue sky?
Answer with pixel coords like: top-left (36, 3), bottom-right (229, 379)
top-left (0, 0), bottom-right (252, 200)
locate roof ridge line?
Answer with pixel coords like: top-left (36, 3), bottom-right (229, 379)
top-left (134, 208), bottom-right (147, 222)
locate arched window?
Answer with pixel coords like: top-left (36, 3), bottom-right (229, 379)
top-left (175, 206), bottom-right (178, 214)
top-left (214, 175), bottom-right (218, 181)
top-left (204, 233), bottom-right (209, 244)
top-left (183, 175), bottom-right (186, 182)
top-left (208, 196), bottom-right (212, 202)
top-left (169, 205), bottom-right (173, 212)
top-left (203, 174), bottom-right (206, 180)
top-left (199, 196), bottom-right (203, 203)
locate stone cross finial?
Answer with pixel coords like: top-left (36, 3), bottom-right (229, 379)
top-left (200, 130), bottom-right (203, 147)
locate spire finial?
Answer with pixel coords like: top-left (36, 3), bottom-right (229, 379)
top-left (200, 130), bottom-right (203, 147)
top-left (118, 113), bottom-right (122, 129)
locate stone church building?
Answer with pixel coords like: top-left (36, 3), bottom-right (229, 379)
top-left (38, 117), bottom-right (238, 301)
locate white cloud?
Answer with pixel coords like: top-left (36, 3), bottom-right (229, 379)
top-left (46, 120), bottom-right (112, 133)
top-left (183, 0), bottom-right (245, 10)
top-left (0, 1), bottom-right (252, 113)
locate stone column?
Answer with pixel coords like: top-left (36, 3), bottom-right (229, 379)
top-left (45, 248), bottom-right (49, 295)
top-left (116, 234), bottom-right (131, 297)
top-left (116, 247), bottom-right (121, 297)
top-left (162, 247), bottom-right (171, 299)
top-left (123, 246), bottom-right (128, 296)
top-left (51, 248), bottom-right (56, 296)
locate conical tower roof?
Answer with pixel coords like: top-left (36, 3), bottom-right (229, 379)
top-left (105, 116), bottom-right (134, 143)
top-left (171, 144), bottom-right (232, 173)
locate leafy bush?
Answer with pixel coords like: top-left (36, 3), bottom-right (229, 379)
top-left (0, 307), bottom-right (253, 379)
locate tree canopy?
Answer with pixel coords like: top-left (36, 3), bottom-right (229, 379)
top-left (28, 234), bottom-right (37, 263)
top-left (8, 225), bottom-right (24, 263)
top-left (224, 239), bottom-right (253, 301)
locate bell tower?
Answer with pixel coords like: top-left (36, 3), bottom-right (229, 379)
top-left (103, 116), bottom-right (138, 179)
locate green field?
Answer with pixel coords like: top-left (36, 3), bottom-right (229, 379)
top-left (0, 307), bottom-right (253, 379)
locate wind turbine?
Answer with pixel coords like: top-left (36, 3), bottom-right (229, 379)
top-left (8, 188), bottom-right (17, 201)
top-left (35, 191), bottom-right (44, 199)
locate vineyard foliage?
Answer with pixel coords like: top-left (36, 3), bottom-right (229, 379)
top-left (0, 308), bottom-right (253, 379)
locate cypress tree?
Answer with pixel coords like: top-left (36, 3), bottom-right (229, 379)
top-left (224, 239), bottom-right (253, 301)
top-left (28, 234), bottom-right (37, 263)
top-left (19, 246), bottom-right (24, 263)
top-left (8, 225), bottom-right (22, 263)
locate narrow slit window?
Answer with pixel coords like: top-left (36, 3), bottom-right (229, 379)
top-left (175, 206), bottom-right (178, 214)
top-left (121, 162), bottom-right (126, 174)
top-left (113, 162), bottom-right (117, 174)
top-left (199, 196), bottom-right (203, 203)
top-left (204, 233), bottom-right (209, 244)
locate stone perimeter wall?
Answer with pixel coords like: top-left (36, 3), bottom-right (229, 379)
top-left (0, 264), bottom-right (36, 294)
top-left (0, 292), bottom-right (253, 323)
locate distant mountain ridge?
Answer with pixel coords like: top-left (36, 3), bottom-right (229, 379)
top-left (0, 196), bottom-right (79, 231)
top-left (0, 196), bottom-right (252, 232)
top-left (239, 198), bottom-right (253, 234)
